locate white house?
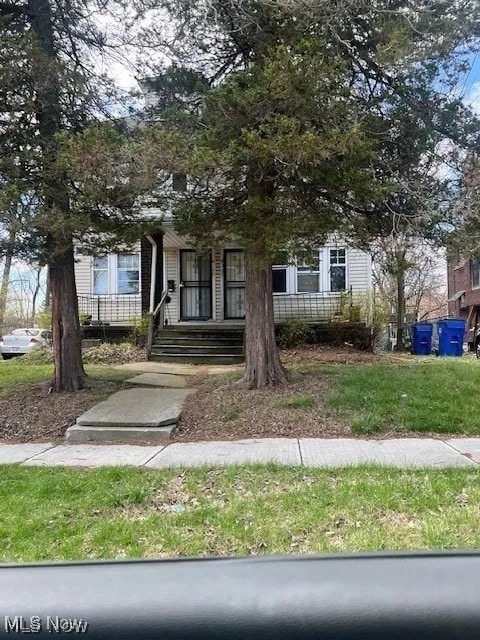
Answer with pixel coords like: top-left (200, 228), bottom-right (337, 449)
top-left (74, 219), bottom-right (373, 327)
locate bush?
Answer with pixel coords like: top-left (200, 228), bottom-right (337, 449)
top-left (130, 313), bottom-right (151, 346)
top-left (82, 342), bottom-right (145, 365)
top-left (277, 318), bottom-right (315, 348)
top-left (34, 308), bottom-right (52, 330)
top-left (15, 347), bottom-right (53, 364)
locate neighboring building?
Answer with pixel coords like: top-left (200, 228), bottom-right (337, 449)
top-left (74, 221), bottom-right (373, 327)
top-left (447, 254), bottom-right (480, 348)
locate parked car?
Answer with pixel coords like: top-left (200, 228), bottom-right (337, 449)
top-left (0, 328), bottom-right (52, 359)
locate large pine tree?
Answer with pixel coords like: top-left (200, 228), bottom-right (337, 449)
top-left (140, 0), bottom-right (480, 387)
top-left (0, 0), bottom-right (150, 390)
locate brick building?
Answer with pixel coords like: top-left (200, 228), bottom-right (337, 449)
top-left (447, 255), bottom-right (480, 349)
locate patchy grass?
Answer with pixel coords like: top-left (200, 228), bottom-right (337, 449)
top-left (179, 352), bottom-right (480, 439)
top-left (0, 360), bottom-right (132, 396)
top-left (0, 362), bottom-right (134, 441)
top-left (276, 394), bottom-right (316, 410)
top-left (1, 465), bottom-right (480, 561)
top-left (324, 357), bottom-right (480, 435)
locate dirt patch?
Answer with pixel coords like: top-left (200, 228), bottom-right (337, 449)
top-left (0, 379), bottom-right (129, 442)
top-left (280, 345), bottom-right (395, 367)
top-left (175, 369), bottom-right (351, 441)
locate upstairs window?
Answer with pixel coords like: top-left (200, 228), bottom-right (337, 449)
top-left (472, 258), bottom-right (480, 288)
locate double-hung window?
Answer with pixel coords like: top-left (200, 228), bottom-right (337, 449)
top-left (297, 254), bottom-right (321, 293)
top-left (92, 254), bottom-right (140, 295)
top-left (329, 248), bottom-right (346, 292)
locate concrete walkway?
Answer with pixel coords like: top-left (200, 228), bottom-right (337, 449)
top-left (1, 438), bottom-right (480, 469)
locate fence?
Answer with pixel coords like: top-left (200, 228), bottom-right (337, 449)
top-left (78, 295), bottom-right (142, 324)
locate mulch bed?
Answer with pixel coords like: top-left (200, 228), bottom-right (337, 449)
top-left (175, 347), bottom-right (382, 442)
top-left (0, 380), bottom-right (129, 443)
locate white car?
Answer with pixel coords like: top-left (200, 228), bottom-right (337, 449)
top-left (0, 328), bottom-right (52, 359)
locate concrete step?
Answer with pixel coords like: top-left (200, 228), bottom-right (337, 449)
top-left (157, 332), bottom-right (244, 341)
top-left (154, 337), bottom-right (243, 347)
top-left (66, 424), bottom-right (175, 444)
top-left (149, 353), bottom-right (244, 364)
top-left (152, 344), bottom-right (244, 355)
top-left (65, 387), bottom-right (195, 444)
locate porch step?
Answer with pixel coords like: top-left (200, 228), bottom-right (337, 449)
top-left (150, 325), bottom-right (245, 365)
top-left (154, 337), bottom-right (243, 347)
top-left (158, 330), bottom-right (244, 341)
top-left (153, 344), bottom-right (244, 355)
top-left (149, 353), bottom-right (244, 365)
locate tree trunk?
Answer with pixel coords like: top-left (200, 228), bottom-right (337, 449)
top-left (394, 250), bottom-right (407, 352)
top-left (243, 243), bottom-right (287, 388)
top-left (28, 0), bottom-right (85, 390)
top-left (0, 229), bottom-right (15, 328)
top-left (31, 266), bottom-right (42, 325)
top-left (44, 265), bottom-right (51, 309)
top-left (50, 239), bottom-right (85, 391)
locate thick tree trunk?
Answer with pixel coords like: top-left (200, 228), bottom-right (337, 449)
top-left (243, 243), bottom-right (287, 388)
top-left (28, 0), bottom-right (85, 390)
top-left (50, 240), bottom-right (85, 391)
top-left (394, 250), bottom-right (407, 352)
top-left (0, 230), bottom-right (14, 328)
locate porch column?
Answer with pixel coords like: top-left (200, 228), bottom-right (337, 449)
top-left (141, 233), bottom-right (164, 314)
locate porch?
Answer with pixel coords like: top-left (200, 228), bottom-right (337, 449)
top-left (77, 290), bottom-right (350, 326)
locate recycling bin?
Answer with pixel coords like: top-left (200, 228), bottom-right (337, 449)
top-left (410, 322), bottom-right (433, 356)
top-left (437, 319), bottom-right (467, 357)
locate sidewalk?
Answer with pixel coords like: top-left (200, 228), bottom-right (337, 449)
top-left (0, 438), bottom-right (479, 469)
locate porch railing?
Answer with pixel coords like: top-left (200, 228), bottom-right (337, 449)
top-left (146, 290), bottom-right (170, 358)
top-left (273, 290), bottom-right (352, 323)
top-left (78, 295), bottom-right (142, 324)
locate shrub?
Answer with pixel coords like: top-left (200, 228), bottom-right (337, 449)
top-left (15, 347), bottom-right (53, 364)
top-left (277, 318), bottom-right (314, 348)
top-left (82, 342), bottom-right (145, 365)
top-left (34, 309), bottom-right (52, 330)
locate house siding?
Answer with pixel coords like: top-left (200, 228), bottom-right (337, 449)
top-left (347, 248), bottom-right (371, 293)
top-left (74, 253), bottom-right (91, 297)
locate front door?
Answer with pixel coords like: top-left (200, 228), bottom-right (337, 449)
top-left (180, 250), bottom-right (212, 321)
top-left (224, 250), bottom-right (245, 319)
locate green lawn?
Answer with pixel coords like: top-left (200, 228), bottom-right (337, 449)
top-left (0, 360), bottom-right (132, 396)
top-left (0, 465), bottom-right (480, 562)
top-left (322, 357), bottom-right (480, 435)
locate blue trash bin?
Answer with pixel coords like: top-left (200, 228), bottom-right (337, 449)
top-left (437, 319), bottom-right (467, 357)
top-left (410, 323), bottom-right (433, 356)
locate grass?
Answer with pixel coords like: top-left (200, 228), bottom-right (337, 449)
top-left (276, 394), bottom-right (316, 410)
top-left (0, 360), bottom-right (133, 396)
top-left (323, 357), bottom-right (480, 435)
top-left (1, 465), bottom-right (480, 561)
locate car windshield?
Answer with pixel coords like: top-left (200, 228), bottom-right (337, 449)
top-left (1, 0), bottom-right (480, 571)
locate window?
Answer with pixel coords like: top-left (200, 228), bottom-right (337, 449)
top-left (117, 254), bottom-right (140, 294)
top-left (93, 256), bottom-right (109, 294)
top-left (297, 254), bottom-right (321, 293)
top-left (472, 258), bottom-right (480, 288)
top-left (272, 252), bottom-right (289, 294)
top-left (92, 254), bottom-right (140, 295)
top-left (272, 268), bottom-right (287, 293)
top-left (172, 173), bottom-right (187, 192)
top-left (329, 248), bottom-right (346, 292)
